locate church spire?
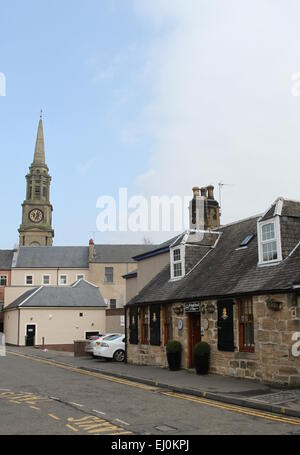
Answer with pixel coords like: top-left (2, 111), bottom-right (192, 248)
top-left (33, 114), bottom-right (46, 165)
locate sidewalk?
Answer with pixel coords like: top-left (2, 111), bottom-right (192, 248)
top-left (6, 345), bottom-right (300, 419)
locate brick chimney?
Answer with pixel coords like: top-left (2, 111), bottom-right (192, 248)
top-left (89, 238), bottom-right (95, 262)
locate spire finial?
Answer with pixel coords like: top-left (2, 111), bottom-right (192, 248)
top-left (40, 109), bottom-right (43, 119)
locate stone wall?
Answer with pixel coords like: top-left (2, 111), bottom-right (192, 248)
top-left (126, 293), bottom-right (300, 387)
top-left (197, 294), bottom-right (300, 387)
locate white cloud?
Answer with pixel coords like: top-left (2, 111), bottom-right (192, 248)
top-left (132, 0), bottom-right (300, 225)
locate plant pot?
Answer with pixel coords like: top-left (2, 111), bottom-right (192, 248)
top-left (167, 351), bottom-right (181, 371)
top-left (194, 353), bottom-right (210, 375)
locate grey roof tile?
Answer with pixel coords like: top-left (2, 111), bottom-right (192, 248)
top-left (5, 280), bottom-right (106, 309)
top-left (92, 245), bottom-right (157, 263)
top-left (0, 250), bottom-right (14, 269)
top-left (15, 247), bottom-right (89, 268)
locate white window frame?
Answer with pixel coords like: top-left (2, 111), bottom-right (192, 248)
top-left (42, 275), bottom-right (51, 286)
top-left (170, 245), bottom-right (185, 281)
top-left (25, 275), bottom-right (33, 286)
top-left (76, 274), bottom-right (85, 281)
top-left (59, 275), bottom-right (68, 286)
top-left (104, 267), bottom-right (114, 284)
top-left (0, 275), bottom-right (8, 286)
top-left (257, 217), bottom-right (282, 265)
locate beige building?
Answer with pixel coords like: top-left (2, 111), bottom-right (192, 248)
top-left (4, 279), bottom-right (106, 350)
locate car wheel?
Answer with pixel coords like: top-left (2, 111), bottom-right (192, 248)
top-left (113, 350), bottom-right (125, 362)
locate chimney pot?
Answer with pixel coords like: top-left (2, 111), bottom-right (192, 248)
top-left (192, 186), bottom-right (200, 198)
top-left (207, 185), bottom-right (214, 199)
top-left (200, 187), bottom-right (207, 198)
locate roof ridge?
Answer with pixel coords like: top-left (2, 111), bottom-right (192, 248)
top-left (215, 213), bottom-right (261, 230)
top-left (19, 287), bottom-right (42, 307)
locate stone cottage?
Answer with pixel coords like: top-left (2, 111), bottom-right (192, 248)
top-left (125, 187), bottom-right (300, 387)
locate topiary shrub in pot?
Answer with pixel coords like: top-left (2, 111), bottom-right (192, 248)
top-left (194, 342), bottom-right (210, 375)
top-left (166, 340), bottom-right (182, 371)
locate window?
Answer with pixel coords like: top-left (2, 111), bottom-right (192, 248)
top-left (240, 234), bottom-right (255, 247)
top-left (110, 299), bottom-right (117, 309)
top-left (238, 298), bottom-right (255, 352)
top-left (79, 312), bottom-right (84, 317)
top-left (104, 267), bottom-right (114, 283)
top-left (171, 247), bottom-right (184, 280)
top-left (173, 249), bottom-right (181, 262)
top-left (59, 275), bottom-right (67, 285)
top-left (258, 218), bottom-right (282, 264)
top-left (26, 275), bottom-right (33, 285)
top-left (34, 185), bottom-right (41, 199)
top-left (43, 275), bottom-right (50, 285)
top-left (164, 304), bottom-right (173, 345)
top-left (0, 276), bottom-right (7, 286)
top-left (76, 275), bottom-right (84, 281)
top-left (140, 306), bottom-right (149, 344)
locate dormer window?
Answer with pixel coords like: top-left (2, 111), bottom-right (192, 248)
top-left (258, 218), bottom-right (282, 265)
top-left (170, 246), bottom-right (185, 280)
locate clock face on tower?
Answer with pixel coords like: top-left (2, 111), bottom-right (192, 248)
top-left (29, 209), bottom-right (44, 224)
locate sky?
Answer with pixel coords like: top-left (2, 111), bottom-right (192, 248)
top-left (1, 0), bottom-right (300, 248)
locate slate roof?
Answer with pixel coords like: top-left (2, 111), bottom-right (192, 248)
top-left (13, 244), bottom-right (157, 268)
top-left (14, 247), bottom-right (89, 269)
top-left (129, 200), bottom-right (300, 306)
top-left (0, 250), bottom-right (14, 269)
top-left (5, 279), bottom-right (106, 310)
top-left (92, 245), bottom-right (157, 263)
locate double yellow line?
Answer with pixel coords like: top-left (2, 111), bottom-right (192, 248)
top-left (7, 350), bottom-right (300, 427)
top-left (162, 391), bottom-right (300, 426)
top-left (7, 351), bottom-right (158, 392)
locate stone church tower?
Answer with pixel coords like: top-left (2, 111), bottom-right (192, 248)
top-left (18, 116), bottom-right (54, 246)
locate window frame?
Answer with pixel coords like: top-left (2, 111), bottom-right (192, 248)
top-left (59, 275), bottom-right (68, 286)
top-left (238, 298), bottom-right (255, 353)
top-left (0, 275), bottom-right (8, 286)
top-left (170, 245), bottom-right (185, 281)
top-left (104, 267), bottom-right (114, 284)
top-left (163, 304), bottom-right (173, 346)
top-left (257, 217), bottom-right (282, 265)
top-left (110, 299), bottom-right (117, 309)
top-left (25, 275), bottom-right (33, 286)
top-left (140, 306), bottom-right (149, 345)
top-left (76, 274), bottom-right (85, 281)
top-left (42, 275), bottom-right (51, 286)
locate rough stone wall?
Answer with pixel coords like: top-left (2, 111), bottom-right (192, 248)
top-left (126, 294), bottom-right (300, 387)
top-left (201, 294), bottom-right (300, 387)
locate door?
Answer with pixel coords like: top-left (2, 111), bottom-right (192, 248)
top-left (217, 300), bottom-right (234, 352)
top-left (26, 325), bottom-right (36, 347)
top-left (189, 313), bottom-right (201, 368)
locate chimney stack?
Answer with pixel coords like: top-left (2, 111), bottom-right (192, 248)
top-left (189, 185), bottom-right (221, 231)
top-left (89, 238), bottom-right (95, 262)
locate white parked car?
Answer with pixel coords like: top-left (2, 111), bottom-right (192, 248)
top-left (93, 334), bottom-right (125, 362)
top-left (85, 333), bottom-right (121, 356)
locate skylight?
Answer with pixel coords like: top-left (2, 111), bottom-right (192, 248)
top-left (240, 234), bottom-right (255, 247)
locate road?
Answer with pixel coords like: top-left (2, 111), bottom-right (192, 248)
top-left (1, 350), bottom-right (300, 435)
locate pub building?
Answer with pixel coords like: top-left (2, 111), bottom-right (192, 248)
top-left (125, 186), bottom-right (300, 387)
